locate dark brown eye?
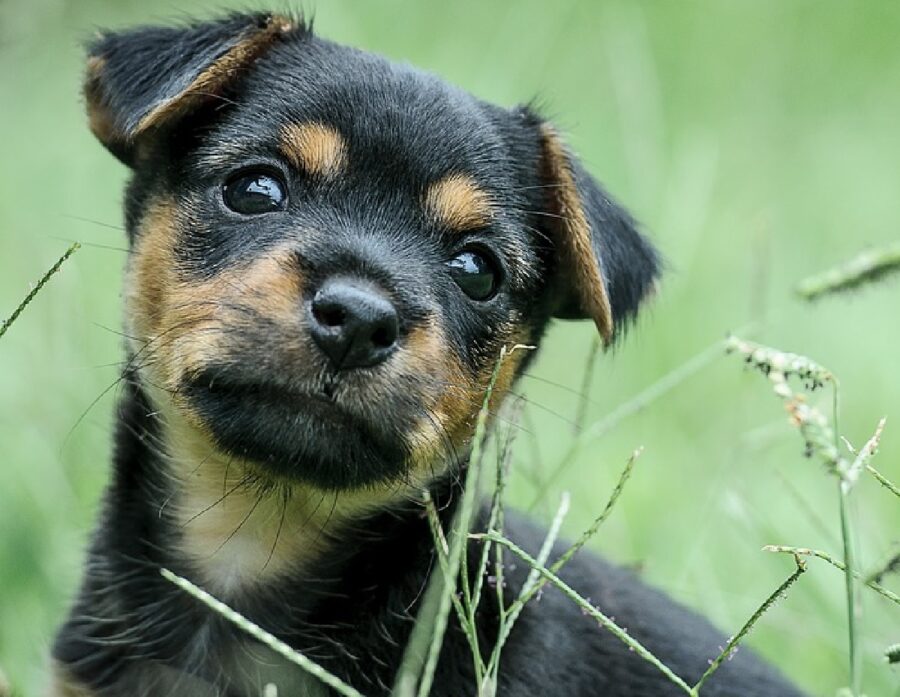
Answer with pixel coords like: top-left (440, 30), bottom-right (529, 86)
top-left (446, 248), bottom-right (501, 301)
top-left (223, 170), bottom-right (287, 214)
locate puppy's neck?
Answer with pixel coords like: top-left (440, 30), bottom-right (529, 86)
top-left (152, 394), bottom-right (421, 597)
top-left (165, 423), bottom-right (330, 596)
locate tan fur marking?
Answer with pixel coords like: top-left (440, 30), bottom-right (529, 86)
top-left (540, 125), bottom-right (614, 344)
top-left (136, 15), bottom-right (295, 133)
top-left (281, 123), bottom-right (348, 177)
top-left (425, 174), bottom-right (494, 231)
top-left (404, 320), bottom-right (528, 468)
top-left (85, 55), bottom-right (105, 75)
top-left (166, 412), bottom-right (423, 595)
top-left (171, 253), bottom-right (303, 388)
top-left (125, 199), bottom-right (191, 388)
top-left (83, 56), bottom-right (117, 146)
top-left (86, 99), bottom-right (116, 147)
top-left (126, 200), bottom-right (306, 394)
top-left (127, 200), bottom-right (177, 338)
top-left (403, 321), bottom-right (473, 467)
top-left (167, 418), bottom-right (327, 591)
top-left (47, 662), bottom-right (96, 697)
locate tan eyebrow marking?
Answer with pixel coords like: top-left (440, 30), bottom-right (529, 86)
top-left (280, 122), bottom-right (348, 177)
top-left (424, 174), bottom-right (494, 231)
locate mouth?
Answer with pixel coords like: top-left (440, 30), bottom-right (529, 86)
top-left (182, 370), bottom-right (410, 489)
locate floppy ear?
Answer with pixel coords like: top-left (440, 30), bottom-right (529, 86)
top-left (84, 13), bottom-right (299, 166)
top-left (536, 123), bottom-right (660, 345)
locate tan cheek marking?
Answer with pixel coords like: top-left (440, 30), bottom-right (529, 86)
top-left (227, 253), bottom-right (303, 320)
top-left (127, 199), bottom-right (305, 398)
top-left (127, 200), bottom-right (234, 394)
top-left (403, 319), bottom-right (528, 472)
top-left (167, 252), bottom-right (304, 390)
top-left (126, 199), bottom-right (191, 388)
top-left (442, 331), bottom-right (528, 439)
top-left (424, 174), bottom-right (494, 231)
top-left (400, 323), bottom-right (468, 470)
top-left (280, 123), bottom-right (348, 177)
top-left (127, 200), bottom-right (178, 338)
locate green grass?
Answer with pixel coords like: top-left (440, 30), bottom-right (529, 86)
top-left (2, 1), bottom-right (899, 695)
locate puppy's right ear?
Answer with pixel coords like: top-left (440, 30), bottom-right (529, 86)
top-left (84, 13), bottom-right (300, 166)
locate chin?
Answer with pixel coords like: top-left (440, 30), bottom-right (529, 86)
top-left (182, 372), bottom-right (412, 490)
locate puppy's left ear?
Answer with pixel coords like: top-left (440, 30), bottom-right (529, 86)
top-left (533, 122), bottom-right (660, 345)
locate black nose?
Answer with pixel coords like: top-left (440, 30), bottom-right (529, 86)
top-left (308, 279), bottom-right (400, 370)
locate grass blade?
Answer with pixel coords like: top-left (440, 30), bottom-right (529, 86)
top-left (478, 533), bottom-right (694, 696)
top-left (762, 547), bottom-right (900, 606)
top-left (692, 555), bottom-right (806, 693)
top-left (0, 242), bottom-right (79, 341)
top-left (483, 492), bottom-right (570, 684)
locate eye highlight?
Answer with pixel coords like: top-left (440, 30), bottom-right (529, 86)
top-left (446, 248), bottom-right (501, 301)
top-left (223, 169), bottom-right (287, 214)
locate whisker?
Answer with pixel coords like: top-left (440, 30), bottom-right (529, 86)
top-left (62, 373), bottom-right (129, 450)
top-left (212, 488), bottom-right (265, 555)
top-left (45, 236), bottom-right (128, 253)
top-left (523, 209), bottom-right (572, 222)
top-left (91, 322), bottom-right (142, 341)
top-left (518, 371), bottom-right (603, 406)
top-left (180, 474), bottom-right (252, 527)
top-left (511, 183), bottom-right (566, 191)
top-left (262, 486), bottom-right (290, 572)
top-left (59, 213), bottom-right (126, 233)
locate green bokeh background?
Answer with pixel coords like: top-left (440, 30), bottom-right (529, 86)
top-left (1, 1), bottom-right (899, 695)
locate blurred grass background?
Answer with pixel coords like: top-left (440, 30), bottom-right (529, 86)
top-left (1, 1), bottom-right (899, 695)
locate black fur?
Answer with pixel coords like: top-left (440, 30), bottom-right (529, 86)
top-left (54, 13), bottom-right (805, 696)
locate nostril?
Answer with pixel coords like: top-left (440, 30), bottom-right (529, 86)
top-left (370, 325), bottom-right (395, 349)
top-left (314, 304), bottom-right (346, 328)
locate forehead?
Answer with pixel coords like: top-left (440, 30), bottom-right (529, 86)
top-left (205, 36), bottom-right (512, 187)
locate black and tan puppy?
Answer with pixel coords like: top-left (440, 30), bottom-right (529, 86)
top-left (52, 13), bottom-right (805, 696)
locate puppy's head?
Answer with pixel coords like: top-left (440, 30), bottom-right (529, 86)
top-left (86, 13), bottom-right (659, 491)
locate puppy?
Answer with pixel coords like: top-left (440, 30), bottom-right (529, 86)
top-left (52, 13), bottom-right (806, 697)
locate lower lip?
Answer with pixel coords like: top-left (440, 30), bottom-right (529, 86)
top-left (194, 379), bottom-right (347, 417)
top-left (183, 375), bottom-right (409, 488)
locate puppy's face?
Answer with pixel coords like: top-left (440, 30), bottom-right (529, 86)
top-left (86, 13), bottom-right (659, 491)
